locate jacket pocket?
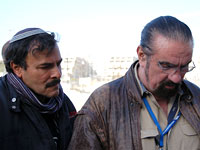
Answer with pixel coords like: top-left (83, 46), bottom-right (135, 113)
top-left (141, 129), bottom-right (158, 150)
top-left (181, 124), bottom-right (197, 136)
top-left (179, 123), bottom-right (199, 150)
top-left (141, 129), bottom-right (158, 138)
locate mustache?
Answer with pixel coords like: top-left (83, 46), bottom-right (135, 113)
top-left (45, 79), bottom-right (61, 88)
top-left (163, 80), bottom-right (180, 87)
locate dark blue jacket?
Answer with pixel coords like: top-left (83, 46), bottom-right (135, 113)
top-left (0, 75), bottom-right (76, 150)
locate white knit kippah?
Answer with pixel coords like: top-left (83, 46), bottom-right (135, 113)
top-left (10, 28), bottom-right (46, 43)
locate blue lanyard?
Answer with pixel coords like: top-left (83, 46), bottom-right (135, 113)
top-left (143, 97), bottom-right (181, 149)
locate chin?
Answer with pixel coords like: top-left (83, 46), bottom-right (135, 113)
top-left (52, 91), bottom-right (60, 97)
top-left (45, 89), bottom-right (59, 98)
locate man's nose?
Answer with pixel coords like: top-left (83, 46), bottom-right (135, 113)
top-left (51, 66), bottom-right (61, 79)
top-left (168, 70), bottom-right (184, 84)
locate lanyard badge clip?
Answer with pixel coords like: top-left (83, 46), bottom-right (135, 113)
top-left (155, 134), bottom-right (160, 146)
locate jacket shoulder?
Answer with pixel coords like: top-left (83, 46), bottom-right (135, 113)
top-left (79, 77), bottom-right (124, 113)
top-left (183, 80), bottom-right (200, 98)
top-left (0, 76), bottom-right (7, 89)
top-left (182, 80), bottom-right (200, 107)
top-left (183, 80), bottom-right (199, 91)
top-left (89, 77), bottom-right (124, 102)
top-left (0, 76), bottom-right (10, 102)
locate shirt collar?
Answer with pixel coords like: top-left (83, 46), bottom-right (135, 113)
top-left (133, 62), bottom-right (148, 97)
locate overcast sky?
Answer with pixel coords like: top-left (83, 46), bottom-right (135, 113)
top-left (0, 0), bottom-right (200, 59)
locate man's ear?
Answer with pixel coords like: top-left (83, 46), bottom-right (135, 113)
top-left (10, 61), bottom-right (22, 78)
top-left (137, 46), bottom-right (146, 62)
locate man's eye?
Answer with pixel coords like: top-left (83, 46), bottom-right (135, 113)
top-left (159, 62), bottom-right (176, 70)
top-left (161, 64), bottom-right (169, 69)
top-left (40, 65), bottom-right (52, 69)
top-left (160, 63), bottom-right (171, 69)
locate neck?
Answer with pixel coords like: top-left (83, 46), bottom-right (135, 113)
top-left (137, 65), bottom-right (148, 88)
top-left (155, 96), bottom-right (169, 116)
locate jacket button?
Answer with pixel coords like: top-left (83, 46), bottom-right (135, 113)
top-left (11, 105), bottom-right (16, 109)
top-left (187, 95), bottom-right (191, 100)
top-left (12, 98), bottom-right (16, 102)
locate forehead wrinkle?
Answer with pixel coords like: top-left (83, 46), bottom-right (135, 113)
top-left (152, 35), bottom-right (192, 58)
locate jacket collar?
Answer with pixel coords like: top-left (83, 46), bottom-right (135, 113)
top-left (124, 61), bottom-right (143, 105)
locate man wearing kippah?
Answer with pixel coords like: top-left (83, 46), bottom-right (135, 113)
top-left (0, 28), bottom-right (76, 150)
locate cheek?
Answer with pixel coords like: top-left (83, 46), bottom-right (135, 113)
top-left (139, 60), bottom-right (146, 69)
top-left (37, 75), bottom-right (50, 86)
top-left (148, 70), bottom-right (168, 89)
top-left (28, 72), bottom-right (49, 88)
top-left (28, 77), bottom-right (49, 95)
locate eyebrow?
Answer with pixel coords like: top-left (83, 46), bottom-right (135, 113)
top-left (159, 61), bottom-right (177, 67)
top-left (159, 60), bottom-right (192, 67)
top-left (37, 59), bottom-right (62, 68)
